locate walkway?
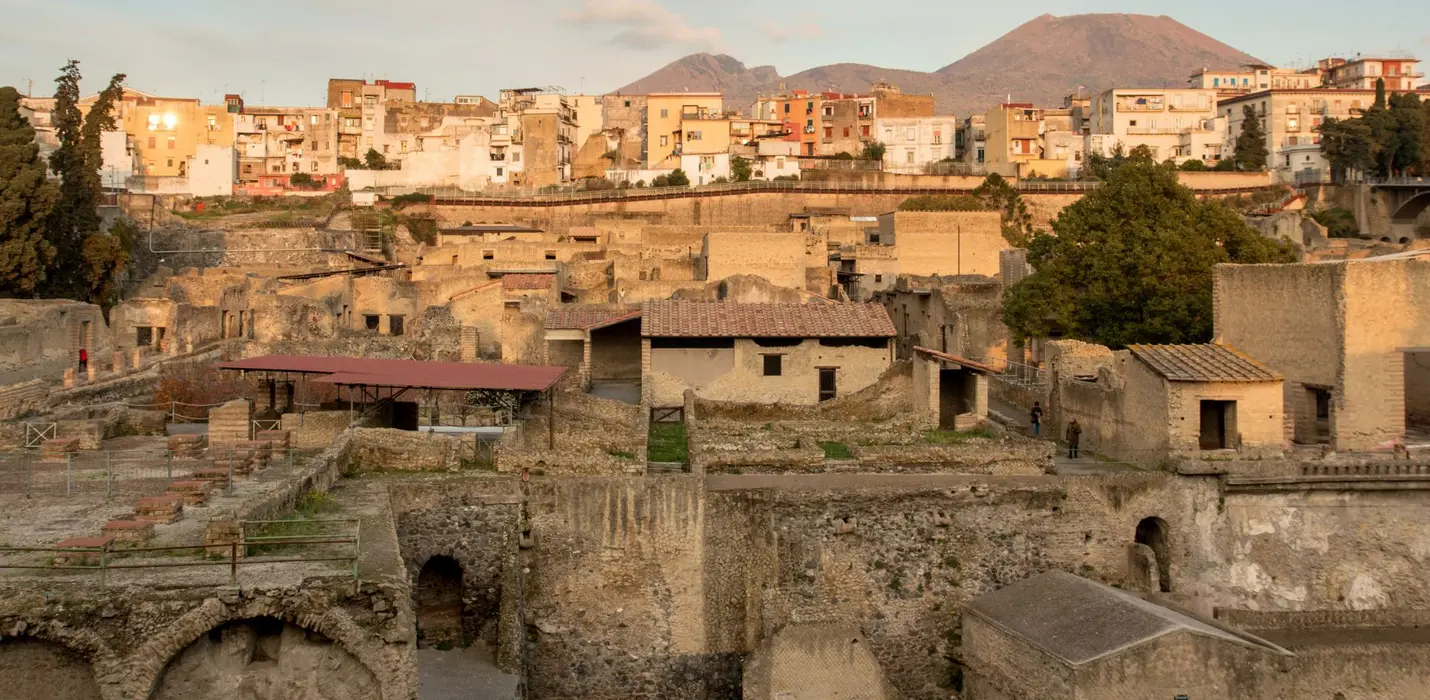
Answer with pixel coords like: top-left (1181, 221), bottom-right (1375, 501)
top-left (417, 646), bottom-right (518, 700)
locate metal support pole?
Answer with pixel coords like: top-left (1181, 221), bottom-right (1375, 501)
top-left (106, 452), bottom-right (113, 499)
top-left (100, 543), bottom-right (109, 588)
top-left (547, 389), bottom-right (555, 450)
top-left (167, 450), bottom-right (173, 480)
top-left (227, 450), bottom-right (234, 492)
top-left (66, 453), bottom-right (73, 496)
top-left (24, 454), bottom-right (32, 498)
top-left (230, 540), bottom-right (238, 585)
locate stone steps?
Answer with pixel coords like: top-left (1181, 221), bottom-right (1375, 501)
top-left (102, 519), bottom-right (155, 546)
top-left (167, 479), bottom-right (215, 505)
top-left (134, 495), bottom-right (185, 524)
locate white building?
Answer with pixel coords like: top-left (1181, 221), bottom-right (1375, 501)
top-left (1087, 88), bottom-right (1226, 165)
top-left (874, 117), bottom-right (960, 174)
top-left (187, 144), bottom-right (236, 197)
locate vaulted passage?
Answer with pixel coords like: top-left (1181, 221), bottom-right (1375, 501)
top-left (416, 555), bottom-right (466, 647)
top-left (1135, 517), bottom-right (1173, 593)
top-left (149, 617), bottom-right (379, 700)
top-left (0, 638), bottom-right (102, 700)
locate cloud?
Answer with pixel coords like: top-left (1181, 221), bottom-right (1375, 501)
top-left (760, 21), bottom-right (823, 43)
top-left (561, 0), bottom-right (723, 52)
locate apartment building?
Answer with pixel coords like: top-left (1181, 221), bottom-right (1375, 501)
top-left (1219, 85), bottom-right (1430, 181)
top-left (225, 95), bottom-right (340, 189)
top-left (957, 114), bottom-right (986, 165)
top-left (1087, 88), bottom-right (1224, 166)
top-left (645, 93), bottom-right (723, 167)
top-left (1190, 63), bottom-right (1322, 97)
top-left (983, 104), bottom-right (1080, 177)
top-left (84, 88), bottom-right (234, 180)
top-left (498, 89), bottom-right (579, 187)
top-left (756, 83), bottom-right (936, 158)
top-left (1321, 56), bottom-right (1422, 91)
top-left (326, 79), bottom-right (414, 160)
top-left (875, 117), bottom-right (959, 173)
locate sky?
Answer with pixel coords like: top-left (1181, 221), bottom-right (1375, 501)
top-left (0, 0), bottom-right (1426, 105)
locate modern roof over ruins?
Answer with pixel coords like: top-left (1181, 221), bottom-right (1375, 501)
top-left (641, 301), bottom-right (895, 339)
top-left (1128, 344), bottom-right (1281, 383)
top-left (963, 571), bottom-right (1288, 666)
top-left (217, 355), bottom-right (566, 392)
top-left (545, 305), bottom-right (641, 330)
top-left (912, 346), bottom-right (998, 373)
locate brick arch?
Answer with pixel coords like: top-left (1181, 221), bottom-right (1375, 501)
top-left (0, 624), bottom-right (118, 700)
top-left (127, 598), bottom-right (396, 700)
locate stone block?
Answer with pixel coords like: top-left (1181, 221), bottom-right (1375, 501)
top-left (63, 368), bottom-right (75, 388)
top-left (166, 479), bottom-right (213, 505)
top-left (102, 519), bottom-right (154, 545)
top-left (112, 350), bottom-right (125, 374)
top-left (255, 429), bottom-right (290, 450)
top-left (953, 413), bottom-right (983, 432)
top-left (205, 519), bottom-right (244, 558)
top-left (192, 467), bottom-right (235, 485)
top-left (134, 495), bottom-right (185, 524)
top-left (168, 434), bottom-right (207, 458)
top-left (58, 419), bottom-right (104, 450)
top-left (53, 536), bottom-right (113, 566)
top-left (39, 438), bottom-right (80, 462)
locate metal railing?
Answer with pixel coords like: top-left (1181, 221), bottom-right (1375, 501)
top-left (975, 356), bottom-right (1048, 390)
top-left (0, 518), bottom-right (359, 588)
top-left (122, 400), bottom-right (230, 424)
top-left (0, 448), bottom-right (298, 498)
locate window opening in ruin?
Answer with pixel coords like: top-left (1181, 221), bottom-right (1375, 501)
top-left (157, 327), bottom-right (167, 348)
top-left (544, 251), bottom-right (556, 261)
top-left (219, 311), bottom-right (229, 339)
top-left (1198, 400), bottom-right (1236, 450)
top-left (1135, 517), bottom-right (1172, 592)
top-left (135, 326), bottom-right (153, 348)
top-left (389, 315), bottom-right (405, 337)
top-left (364, 315), bottom-right (380, 331)
top-left (416, 556), bottom-right (465, 648)
top-left (818, 367), bottom-right (837, 402)
top-left (483, 251), bottom-right (494, 260)
top-left (80, 320), bottom-right (92, 350)
top-left (763, 355), bottom-right (783, 377)
top-left (1406, 351), bottom-right (1430, 443)
top-left (451, 255), bottom-right (459, 266)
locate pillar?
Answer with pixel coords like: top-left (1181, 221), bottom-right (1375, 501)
top-left (63, 368), bottom-right (75, 389)
top-left (112, 350), bottom-right (125, 374)
top-left (130, 347), bottom-right (142, 370)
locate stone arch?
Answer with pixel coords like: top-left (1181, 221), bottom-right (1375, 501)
top-left (129, 599), bottom-right (399, 700)
top-left (148, 615), bottom-right (381, 700)
top-left (0, 636), bottom-right (103, 700)
top-left (1135, 517), bottom-right (1173, 592)
top-left (416, 555), bottom-right (465, 647)
top-left (1391, 190), bottom-right (1430, 224)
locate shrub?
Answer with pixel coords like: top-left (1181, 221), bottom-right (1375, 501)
top-left (390, 192), bottom-right (433, 208)
top-left (900, 195), bottom-right (986, 212)
top-left (665, 169), bottom-right (690, 186)
top-left (289, 172), bottom-right (318, 189)
top-left (1310, 207), bottom-right (1359, 238)
top-left (1178, 159), bottom-right (1208, 171)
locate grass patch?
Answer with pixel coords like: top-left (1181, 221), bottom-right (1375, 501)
top-left (647, 422), bottom-right (688, 463)
top-left (923, 428), bottom-right (998, 445)
top-left (819, 442), bottom-right (853, 460)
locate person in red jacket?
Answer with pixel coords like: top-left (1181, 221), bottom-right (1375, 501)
top-left (78, 348), bottom-right (88, 372)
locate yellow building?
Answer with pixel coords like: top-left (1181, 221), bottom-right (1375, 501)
top-left (645, 93), bottom-right (723, 167)
top-left (92, 89), bottom-right (235, 178)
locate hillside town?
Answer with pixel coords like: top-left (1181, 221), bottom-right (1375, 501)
top-left (3, 7), bottom-right (1430, 700)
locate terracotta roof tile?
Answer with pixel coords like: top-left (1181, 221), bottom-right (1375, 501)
top-left (502, 274), bottom-right (554, 291)
top-left (545, 305), bottom-right (641, 330)
top-left (642, 301), bottom-right (894, 338)
top-left (1128, 344), bottom-right (1281, 383)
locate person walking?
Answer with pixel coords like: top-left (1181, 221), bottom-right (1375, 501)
top-left (1066, 419), bottom-right (1082, 459)
top-left (78, 347), bottom-right (88, 373)
top-left (1030, 402), bottom-right (1043, 436)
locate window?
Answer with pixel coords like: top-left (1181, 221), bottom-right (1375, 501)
top-left (310, 115), bottom-right (319, 125)
top-left (687, 131), bottom-right (702, 141)
top-left (843, 127), bottom-right (851, 137)
top-left (291, 162), bottom-right (299, 172)
top-left (806, 101), bottom-right (813, 111)
top-left (364, 116), bottom-right (374, 131)
top-left (167, 137), bottom-right (176, 150)
top-left (311, 161), bottom-right (318, 172)
top-left (660, 108), bottom-right (668, 118)
top-left (906, 149), bottom-right (915, 164)
top-left (495, 167), bottom-right (503, 176)
top-left (1129, 119), bottom-right (1139, 127)
top-left (861, 125), bottom-right (870, 137)
top-left (659, 135), bottom-right (668, 147)
top-left (243, 164), bottom-right (252, 174)
top-left (363, 314), bottom-right (380, 331)
top-left (818, 368), bottom-right (837, 402)
top-left (824, 127), bottom-right (833, 138)
top-left (147, 136), bottom-right (156, 149)
top-left (762, 355), bottom-right (783, 377)
top-left (784, 103), bottom-right (790, 114)
top-left (933, 131), bottom-right (942, 145)
top-left (544, 251), bottom-right (556, 261)
top-left (364, 95), bottom-right (377, 107)
top-left (624, 100), bottom-right (631, 107)
top-left (341, 91), bottom-right (353, 108)
top-left (873, 274), bottom-right (883, 283)
top-left (167, 159), bottom-right (174, 168)
top-left (482, 250), bottom-right (494, 260)
top-left (389, 315), bottom-right (404, 336)
top-left (822, 106), bottom-right (833, 117)
top-left (383, 145), bottom-right (390, 154)
top-left (883, 129), bottom-right (893, 142)
top-left (906, 128), bottom-right (916, 142)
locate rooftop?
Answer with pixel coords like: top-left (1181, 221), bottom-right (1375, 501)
top-left (218, 355), bottom-right (566, 392)
top-left (1128, 344), bottom-right (1281, 383)
top-left (501, 274), bottom-right (555, 291)
top-left (545, 305), bottom-right (641, 331)
top-left (642, 301), bottom-right (894, 339)
top-left (963, 571), bottom-right (1288, 666)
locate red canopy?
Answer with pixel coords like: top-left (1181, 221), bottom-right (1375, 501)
top-left (218, 355), bottom-right (566, 392)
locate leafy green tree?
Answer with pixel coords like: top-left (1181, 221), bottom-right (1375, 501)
top-left (1178, 159), bottom-right (1207, 171)
top-left (364, 148), bottom-right (391, 170)
top-left (337, 155), bottom-right (363, 169)
top-left (1234, 105), bottom-right (1269, 171)
top-left (665, 169), bottom-right (689, 186)
top-left (861, 141), bottom-right (886, 162)
top-left (42, 60), bottom-right (92, 298)
top-left (1319, 117), bottom-right (1376, 180)
top-left (289, 172), bottom-right (317, 188)
top-left (973, 173), bottom-right (1036, 247)
top-left (79, 73), bottom-right (126, 199)
top-left (1002, 160), bottom-right (1296, 348)
top-left (0, 86), bottom-right (59, 295)
top-left (1389, 92), bottom-right (1429, 175)
top-left (898, 194), bottom-right (985, 211)
top-left (730, 156), bottom-right (752, 182)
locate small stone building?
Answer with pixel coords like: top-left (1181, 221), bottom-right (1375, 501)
top-left (962, 571), bottom-right (1290, 699)
top-left (641, 300), bottom-right (895, 406)
top-left (912, 346), bottom-right (992, 430)
top-left (543, 305), bottom-right (642, 391)
top-left (1049, 341), bottom-right (1285, 462)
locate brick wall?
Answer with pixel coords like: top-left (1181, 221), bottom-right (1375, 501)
top-left (208, 399), bottom-right (252, 447)
top-left (0, 379), bottom-right (49, 419)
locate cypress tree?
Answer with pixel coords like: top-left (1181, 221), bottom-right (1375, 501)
top-left (0, 86), bottom-right (59, 295)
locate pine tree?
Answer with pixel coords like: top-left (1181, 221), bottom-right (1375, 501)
top-left (1234, 105), bottom-right (1269, 171)
top-left (0, 86), bottom-right (59, 295)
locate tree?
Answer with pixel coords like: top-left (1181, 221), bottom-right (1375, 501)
top-left (1002, 160), bottom-right (1295, 348)
top-left (972, 173), bottom-right (1036, 247)
top-left (898, 195), bottom-right (985, 211)
top-left (364, 148), bottom-right (391, 170)
top-left (1178, 159), bottom-right (1207, 171)
top-left (1389, 92), bottom-right (1429, 175)
top-left (337, 155), bottom-right (363, 169)
top-left (42, 60), bottom-right (93, 299)
top-left (0, 86), bottom-right (59, 295)
top-left (730, 156), bottom-right (752, 182)
top-left (861, 141), bottom-right (886, 162)
top-left (1319, 117), bottom-right (1376, 180)
top-left (1234, 105), bottom-right (1269, 171)
top-left (665, 169), bottom-right (689, 186)
top-left (289, 172), bottom-right (318, 189)
top-left (79, 72), bottom-right (126, 200)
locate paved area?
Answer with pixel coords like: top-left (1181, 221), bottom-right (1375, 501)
top-left (417, 646), bottom-right (518, 700)
top-left (589, 380), bottom-right (640, 405)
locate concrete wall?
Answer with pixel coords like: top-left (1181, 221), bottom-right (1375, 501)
top-left (878, 211), bottom-right (1008, 278)
top-left (647, 338), bottom-right (892, 406)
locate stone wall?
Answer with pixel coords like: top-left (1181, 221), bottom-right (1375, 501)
top-left (346, 428), bottom-right (460, 473)
top-left (208, 398), bottom-right (252, 447)
top-left (282, 410), bottom-right (353, 450)
top-left (0, 379), bottom-right (50, 420)
top-left (648, 338), bottom-right (892, 407)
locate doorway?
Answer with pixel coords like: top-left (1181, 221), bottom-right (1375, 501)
top-left (1404, 351), bottom-right (1430, 443)
top-left (1199, 400), bottom-right (1237, 450)
top-left (1135, 517), bottom-right (1172, 592)
top-left (416, 555), bottom-right (465, 648)
top-left (135, 326), bottom-right (153, 348)
top-left (818, 368), bottom-right (837, 402)
top-left (939, 368), bottom-right (971, 429)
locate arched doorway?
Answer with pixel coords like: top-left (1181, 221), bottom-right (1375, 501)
top-left (150, 616), bottom-right (379, 700)
top-left (416, 555), bottom-right (465, 648)
top-left (1135, 517), bottom-right (1172, 592)
top-left (0, 637), bottom-right (102, 700)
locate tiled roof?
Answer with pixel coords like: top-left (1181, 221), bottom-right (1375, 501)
top-left (964, 571), bottom-right (1288, 667)
top-left (502, 274), bottom-right (554, 291)
top-left (545, 305), bottom-right (641, 330)
top-left (642, 301), bottom-right (895, 338)
top-left (1128, 344), bottom-right (1281, 383)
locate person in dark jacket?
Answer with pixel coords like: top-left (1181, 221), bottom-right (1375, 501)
top-left (1030, 402), bottom-right (1043, 436)
top-left (1066, 419), bottom-right (1082, 459)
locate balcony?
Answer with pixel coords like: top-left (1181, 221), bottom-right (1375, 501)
top-left (490, 153), bottom-right (506, 161)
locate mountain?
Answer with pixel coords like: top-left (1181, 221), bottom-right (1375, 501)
top-left (613, 14), bottom-right (1263, 115)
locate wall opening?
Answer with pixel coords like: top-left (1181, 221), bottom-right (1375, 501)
top-left (150, 616), bottom-right (380, 700)
top-left (1135, 517), bottom-right (1172, 592)
top-left (1405, 351), bottom-right (1430, 442)
top-left (818, 368), bottom-right (838, 402)
top-left (136, 325), bottom-right (153, 348)
top-left (0, 637), bottom-right (102, 700)
top-left (1198, 400), bottom-right (1236, 450)
top-left (416, 555), bottom-right (466, 648)
top-left (939, 368), bottom-right (971, 429)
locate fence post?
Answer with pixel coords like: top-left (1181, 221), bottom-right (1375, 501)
top-left (106, 451), bottom-right (113, 499)
top-left (167, 450), bottom-right (173, 480)
top-left (99, 542), bottom-right (109, 588)
top-left (25, 454), bottom-right (32, 498)
top-left (66, 453), bottom-right (73, 497)
top-left (227, 450), bottom-right (234, 492)
top-left (230, 540), bottom-right (238, 585)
